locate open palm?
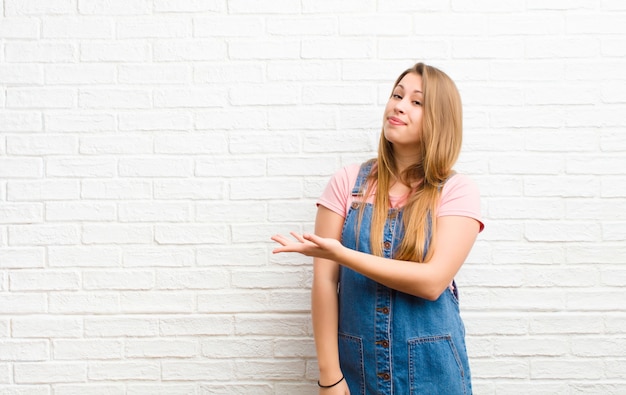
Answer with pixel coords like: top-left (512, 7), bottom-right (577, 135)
top-left (271, 232), bottom-right (344, 261)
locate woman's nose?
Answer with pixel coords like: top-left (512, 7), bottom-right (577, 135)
top-left (394, 100), bottom-right (406, 113)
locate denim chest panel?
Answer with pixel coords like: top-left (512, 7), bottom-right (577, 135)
top-left (337, 162), bottom-right (472, 395)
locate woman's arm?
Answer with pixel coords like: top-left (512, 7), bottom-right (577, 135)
top-left (272, 213), bottom-right (480, 301)
top-left (309, 206), bottom-right (347, 389)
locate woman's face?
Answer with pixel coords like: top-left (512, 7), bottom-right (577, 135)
top-left (383, 72), bottom-right (424, 152)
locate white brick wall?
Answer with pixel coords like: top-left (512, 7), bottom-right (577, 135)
top-left (0, 2), bottom-right (625, 394)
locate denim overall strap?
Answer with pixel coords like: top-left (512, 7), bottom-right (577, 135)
top-left (351, 160), bottom-right (375, 196)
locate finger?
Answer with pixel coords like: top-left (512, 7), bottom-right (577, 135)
top-left (289, 231), bottom-right (306, 243)
top-left (302, 233), bottom-right (322, 244)
top-left (270, 234), bottom-right (291, 246)
top-left (272, 244), bottom-right (305, 255)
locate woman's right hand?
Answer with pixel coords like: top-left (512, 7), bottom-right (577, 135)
top-left (319, 378), bottom-right (350, 395)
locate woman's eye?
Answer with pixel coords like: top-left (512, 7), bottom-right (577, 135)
top-left (413, 101), bottom-right (422, 106)
top-left (392, 94), bottom-right (402, 99)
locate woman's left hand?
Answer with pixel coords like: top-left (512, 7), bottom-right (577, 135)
top-left (271, 232), bottom-right (344, 261)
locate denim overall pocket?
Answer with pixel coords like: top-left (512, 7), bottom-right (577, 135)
top-left (338, 332), bottom-right (366, 395)
top-left (408, 334), bottom-right (467, 395)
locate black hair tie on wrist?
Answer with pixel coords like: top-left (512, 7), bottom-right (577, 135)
top-left (317, 375), bottom-right (345, 388)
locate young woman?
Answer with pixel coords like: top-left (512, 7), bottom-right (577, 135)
top-left (271, 62), bottom-right (483, 395)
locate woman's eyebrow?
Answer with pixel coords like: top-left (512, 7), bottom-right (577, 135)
top-left (397, 84), bottom-right (423, 94)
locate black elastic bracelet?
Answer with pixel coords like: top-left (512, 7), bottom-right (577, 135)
top-left (317, 375), bottom-right (345, 388)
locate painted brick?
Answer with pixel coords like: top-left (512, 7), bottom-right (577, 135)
top-left (154, 224), bottom-right (228, 245)
top-left (118, 111), bottom-right (193, 131)
top-left (45, 64), bottom-right (116, 85)
top-left (116, 17), bottom-right (190, 38)
top-left (48, 246), bottom-right (120, 268)
top-left (82, 224), bottom-right (152, 244)
top-left (7, 135), bottom-right (77, 156)
top-left (302, 0), bottom-right (377, 13)
top-left (124, 339), bottom-right (197, 358)
top-left (154, 179), bottom-right (225, 200)
top-left (118, 202), bottom-right (191, 222)
top-left (42, 17), bottom-right (112, 39)
top-left (302, 38), bottom-right (374, 59)
top-left (266, 16), bottom-right (336, 36)
top-left (118, 65), bottom-right (191, 85)
top-left (84, 317), bottom-right (158, 338)
top-left (153, 40), bottom-right (227, 61)
top-left (201, 337), bottom-right (273, 358)
top-left (79, 40), bottom-right (150, 62)
top-left (272, 59), bottom-right (339, 81)
top-left (0, 203), bottom-right (43, 224)
top-left (5, 42), bottom-right (76, 62)
top-left (14, 363), bottom-right (86, 384)
top-left (0, 18), bottom-right (41, 39)
top-left (82, 270), bottom-right (154, 290)
top-left (118, 158), bottom-right (193, 177)
top-left (52, 339), bottom-right (123, 360)
top-left (44, 112), bottom-right (115, 132)
top-left (5, 0), bottom-right (75, 15)
top-left (78, 0), bottom-right (151, 15)
top-left (7, 88), bottom-right (75, 109)
top-left (78, 89), bottom-right (152, 109)
top-left (155, 269), bottom-right (229, 290)
top-left (8, 225), bottom-right (80, 246)
top-left (0, 248), bottom-right (45, 269)
top-left (87, 362), bottom-right (160, 380)
top-left (79, 135), bottom-right (153, 154)
top-left (196, 157), bottom-right (265, 177)
top-left (228, 0), bottom-right (300, 14)
top-left (0, 112), bottom-right (43, 132)
top-left (123, 247), bottom-right (194, 268)
top-left (0, 340), bottom-right (48, 362)
top-left (159, 315), bottom-right (233, 336)
top-left (155, 133), bottom-right (227, 154)
top-left (161, 361), bottom-right (234, 381)
top-left (154, 0), bottom-right (224, 13)
top-left (11, 317), bottom-right (83, 338)
top-left (81, 179), bottom-right (152, 200)
top-left (194, 109), bottom-right (267, 130)
top-left (127, 384), bottom-right (197, 395)
top-left (340, 15), bottom-right (412, 36)
top-left (46, 157), bottom-right (117, 178)
top-left (9, 271), bottom-right (80, 291)
top-left (0, 292), bottom-right (46, 314)
top-left (194, 62), bottom-right (265, 83)
top-left (267, 107), bottom-right (336, 130)
top-left (48, 293), bottom-right (119, 314)
top-left (0, 64), bottom-right (44, 84)
top-left (197, 246), bottom-right (268, 267)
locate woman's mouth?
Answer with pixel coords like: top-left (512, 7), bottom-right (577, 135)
top-left (388, 116), bottom-right (406, 126)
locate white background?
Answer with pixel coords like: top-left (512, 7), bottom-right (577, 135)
top-left (1, 1), bottom-right (625, 394)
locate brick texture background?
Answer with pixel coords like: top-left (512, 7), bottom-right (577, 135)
top-left (1, 1), bottom-right (625, 394)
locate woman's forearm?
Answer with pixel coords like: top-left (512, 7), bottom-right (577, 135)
top-left (311, 268), bottom-right (343, 382)
top-left (333, 216), bottom-right (480, 300)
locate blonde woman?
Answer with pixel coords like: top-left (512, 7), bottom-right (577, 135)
top-left (272, 62), bottom-right (483, 395)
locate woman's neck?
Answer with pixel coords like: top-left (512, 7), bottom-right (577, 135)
top-left (392, 148), bottom-right (421, 175)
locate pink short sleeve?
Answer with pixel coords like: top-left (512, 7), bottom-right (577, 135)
top-left (316, 163), bottom-right (361, 218)
top-left (438, 173), bottom-right (484, 232)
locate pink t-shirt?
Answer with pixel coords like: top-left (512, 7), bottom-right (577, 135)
top-left (317, 163), bottom-right (484, 232)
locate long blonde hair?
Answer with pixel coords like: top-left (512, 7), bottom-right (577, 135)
top-left (363, 62), bottom-right (463, 262)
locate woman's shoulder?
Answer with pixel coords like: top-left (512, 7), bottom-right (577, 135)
top-left (442, 172), bottom-right (479, 195)
top-left (317, 161), bottom-right (375, 217)
top-left (439, 171), bottom-right (484, 231)
top-left (332, 160), bottom-right (374, 185)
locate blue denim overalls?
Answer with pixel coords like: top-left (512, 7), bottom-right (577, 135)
top-left (337, 161), bottom-right (472, 395)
